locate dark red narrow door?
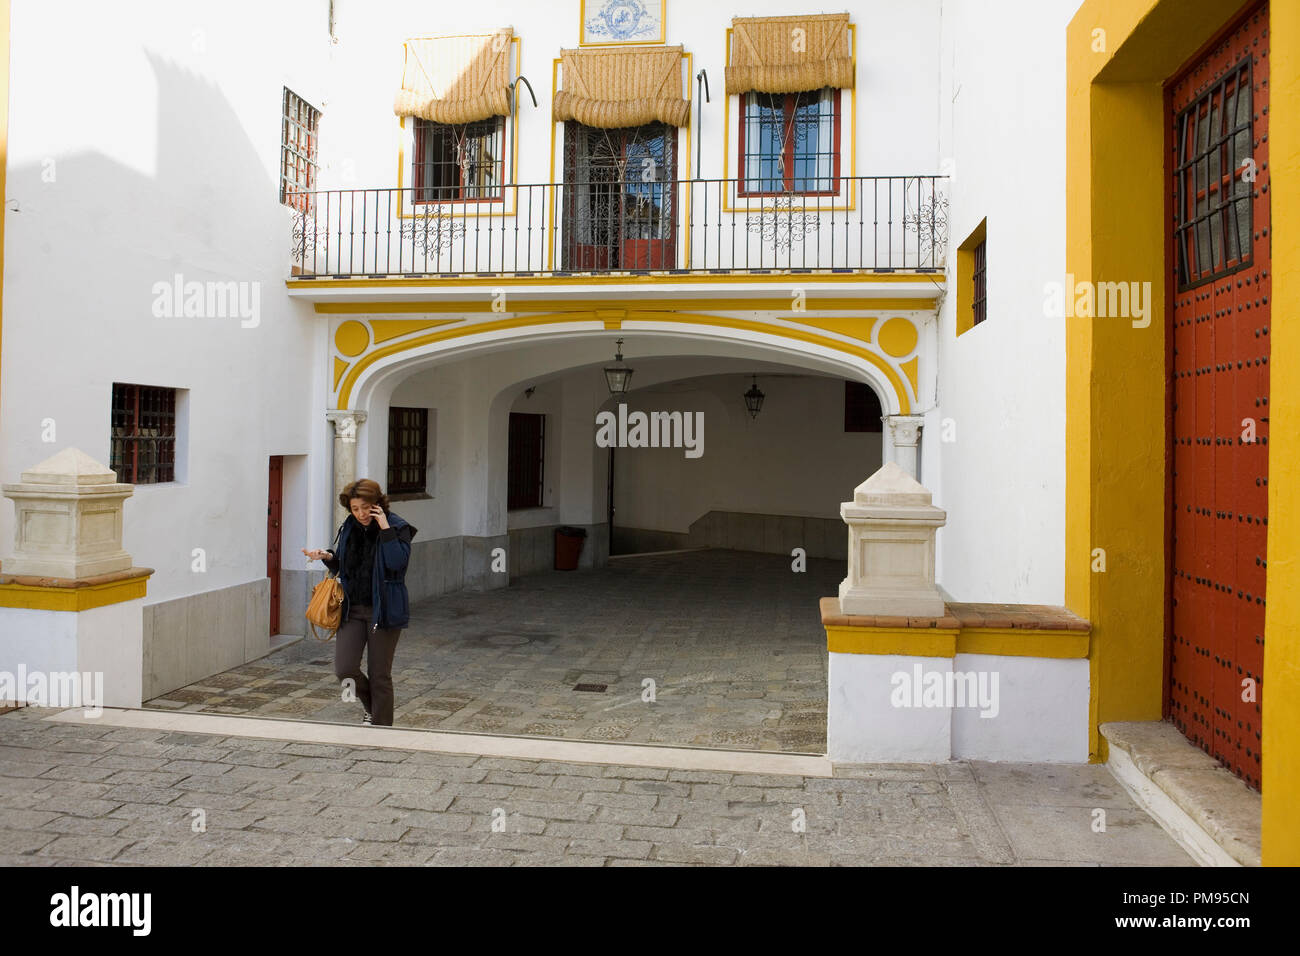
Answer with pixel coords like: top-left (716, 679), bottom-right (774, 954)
top-left (1166, 1), bottom-right (1269, 790)
top-left (267, 456), bottom-right (283, 636)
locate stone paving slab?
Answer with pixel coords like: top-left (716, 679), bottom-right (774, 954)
top-left (0, 707), bottom-right (1195, 867)
top-left (145, 551), bottom-right (836, 752)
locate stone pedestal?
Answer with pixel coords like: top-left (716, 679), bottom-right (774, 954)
top-left (0, 449), bottom-right (150, 710)
top-left (1, 448), bottom-right (133, 578)
top-left (838, 461), bottom-right (947, 617)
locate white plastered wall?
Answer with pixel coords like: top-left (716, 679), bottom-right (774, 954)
top-left (926, 0), bottom-right (1085, 604)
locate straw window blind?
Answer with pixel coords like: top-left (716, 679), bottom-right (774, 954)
top-left (725, 13), bottom-right (853, 95)
top-left (394, 30), bottom-right (514, 124)
top-left (552, 45), bottom-right (691, 129)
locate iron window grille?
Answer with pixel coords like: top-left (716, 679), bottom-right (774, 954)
top-left (844, 381), bottom-right (883, 432)
top-left (738, 87), bottom-right (841, 196)
top-left (110, 384), bottom-right (176, 484)
top-left (507, 412), bottom-right (545, 510)
top-left (387, 407), bottom-right (429, 494)
top-left (972, 238), bottom-right (987, 327)
top-left (281, 88), bottom-right (320, 214)
top-left (561, 121), bottom-right (677, 270)
top-left (412, 117), bottom-right (506, 203)
top-left (1174, 55), bottom-right (1253, 290)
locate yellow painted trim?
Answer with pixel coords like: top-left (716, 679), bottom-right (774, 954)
top-left (334, 320), bottom-right (369, 356)
top-left (548, 56), bottom-right (558, 271)
top-left (826, 625), bottom-right (957, 657)
top-left (394, 36), bottom-right (521, 219)
top-left (370, 318), bottom-right (460, 343)
top-left (721, 24), bottom-right (857, 213)
top-left (0, 0), bottom-right (7, 426)
top-left (1067, 0), bottom-right (1281, 790)
top-left (1265, 0), bottom-right (1300, 866)
top-left (314, 296), bottom-right (935, 315)
top-left (899, 356), bottom-right (918, 396)
top-left (578, 0), bottom-right (667, 46)
top-left (683, 51), bottom-right (692, 269)
top-left (877, 316), bottom-right (918, 358)
top-left (332, 356), bottom-right (348, 391)
top-left (955, 217), bottom-right (987, 337)
top-left (825, 623), bottom-right (1088, 660)
top-left (335, 309), bottom-right (912, 414)
top-left (955, 629), bottom-right (1090, 660)
top-left (289, 271), bottom-right (942, 290)
top-left (0, 575), bottom-right (150, 612)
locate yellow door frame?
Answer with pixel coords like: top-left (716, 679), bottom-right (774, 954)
top-left (1067, 0), bottom-right (1299, 864)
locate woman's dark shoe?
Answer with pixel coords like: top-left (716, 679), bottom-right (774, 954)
top-left (362, 710), bottom-right (373, 725)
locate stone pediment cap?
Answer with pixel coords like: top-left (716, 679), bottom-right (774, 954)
top-left (19, 448), bottom-right (119, 485)
top-left (852, 461), bottom-right (934, 506)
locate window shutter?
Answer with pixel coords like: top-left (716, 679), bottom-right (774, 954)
top-left (552, 46), bottom-right (691, 128)
top-left (725, 13), bottom-right (853, 95)
top-left (394, 30), bottom-right (514, 124)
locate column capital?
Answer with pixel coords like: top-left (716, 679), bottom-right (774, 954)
top-left (326, 410), bottom-right (367, 443)
top-left (885, 415), bottom-right (924, 447)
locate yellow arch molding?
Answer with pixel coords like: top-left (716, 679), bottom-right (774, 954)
top-left (336, 311), bottom-right (912, 413)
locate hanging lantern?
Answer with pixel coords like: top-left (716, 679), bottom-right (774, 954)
top-left (743, 375), bottom-right (765, 419)
top-left (603, 338), bottom-right (633, 395)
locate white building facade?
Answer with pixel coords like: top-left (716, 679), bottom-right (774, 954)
top-left (1, 0), bottom-right (1077, 739)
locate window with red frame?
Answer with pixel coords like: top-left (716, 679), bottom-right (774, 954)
top-left (739, 87), bottom-right (840, 196)
top-left (280, 88), bottom-right (320, 213)
top-left (412, 117), bottom-right (506, 203)
top-left (110, 384), bottom-right (176, 484)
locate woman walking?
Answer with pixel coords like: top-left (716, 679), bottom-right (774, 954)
top-left (302, 479), bottom-right (417, 726)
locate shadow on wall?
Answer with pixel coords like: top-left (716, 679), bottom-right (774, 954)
top-left (4, 51), bottom-right (317, 699)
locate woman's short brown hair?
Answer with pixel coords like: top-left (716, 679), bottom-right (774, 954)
top-left (339, 478), bottom-right (390, 512)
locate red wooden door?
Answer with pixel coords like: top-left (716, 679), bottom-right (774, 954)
top-left (267, 456), bottom-right (283, 636)
top-left (1166, 1), bottom-right (1269, 790)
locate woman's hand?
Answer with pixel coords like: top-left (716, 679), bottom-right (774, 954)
top-left (302, 548), bottom-right (333, 562)
top-left (370, 505), bottom-right (390, 530)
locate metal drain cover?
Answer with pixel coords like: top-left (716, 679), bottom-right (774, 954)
top-left (573, 683), bottom-right (608, 693)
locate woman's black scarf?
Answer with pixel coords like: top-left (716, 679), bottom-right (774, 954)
top-left (342, 516), bottom-right (380, 605)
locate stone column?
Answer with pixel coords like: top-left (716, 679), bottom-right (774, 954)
top-left (0, 448), bottom-right (151, 709)
top-left (326, 409), bottom-right (366, 528)
top-left (885, 415), bottom-right (924, 479)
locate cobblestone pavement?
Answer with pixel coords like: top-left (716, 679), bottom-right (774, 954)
top-left (0, 708), bottom-right (1194, 866)
top-left (147, 550), bottom-right (837, 752)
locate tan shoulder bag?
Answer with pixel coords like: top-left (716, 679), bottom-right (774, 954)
top-left (306, 573), bottom-right (344, 641)
top-left (305, 524), bottom-right (345, 640)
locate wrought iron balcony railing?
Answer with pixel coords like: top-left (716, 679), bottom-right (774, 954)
top-left (289, 175), bottom-right (948, 278)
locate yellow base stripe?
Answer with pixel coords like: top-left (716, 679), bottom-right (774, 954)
top-left (956, 628), bottom-right (1090, 659)
top-left (0, 575), bottom-right (150, 612)
top-left (827, 625), bottom-right (1090, 660)
top-left (827, 626), bottom-right (957, 657)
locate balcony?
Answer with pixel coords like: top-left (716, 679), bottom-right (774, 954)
top-left (288, 175), bottom-right (948, 280)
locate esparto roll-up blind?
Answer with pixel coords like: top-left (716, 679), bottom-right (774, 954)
top-left (725, 13), bottom-right (853, 95)
top-left (552, 45), bottom-right (690, 128)
top-left (394, 30), bottom-right (514, 124)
